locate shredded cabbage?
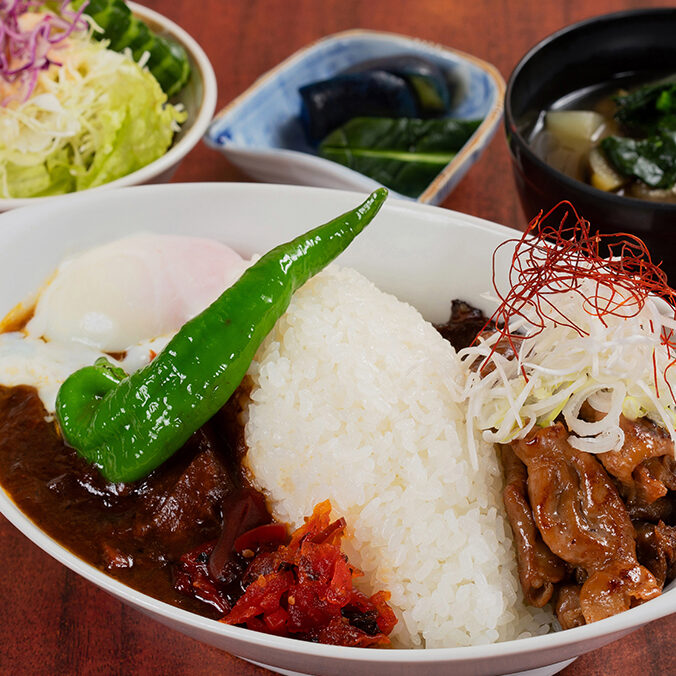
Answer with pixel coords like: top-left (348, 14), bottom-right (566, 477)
top-left (460, 277), bottom-right (676, 463)
top-left (0, 21), bottom-right (186, 198)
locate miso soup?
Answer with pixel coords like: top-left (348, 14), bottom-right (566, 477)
top-left (529, 72), bottom-right (676, 204)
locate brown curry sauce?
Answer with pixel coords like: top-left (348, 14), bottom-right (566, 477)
top-left (0, 384), bottom-right (255, 619)
top-left (0, 299), bottom-right (674, 634)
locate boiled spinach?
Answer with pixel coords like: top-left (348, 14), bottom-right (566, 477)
top-left (601, 84), bottom-right (676, 189)
top-left (600, 80), bottom-right (676, 189)
top-left (319, 117), bottom-right (481, 197)
top-left (601, 132), bottom-right (676, 189)
top-left (614, 81), bottom-right (676, 136)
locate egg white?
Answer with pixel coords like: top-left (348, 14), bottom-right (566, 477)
top-left (26, 233), bottom-right (251, 352)
top-left (0, 234), bottom-right (251, 414)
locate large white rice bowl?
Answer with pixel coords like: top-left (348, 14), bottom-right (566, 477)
top-left (1, 183), bottom-right (673, 676)
top-left (243, 265), bottom-right (553, 648)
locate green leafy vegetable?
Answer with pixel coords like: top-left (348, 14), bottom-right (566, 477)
top-left (73, 0), bottom-right (191, 96)
top-left (319, 117), bottom-right (482, 198)
top-left (600, 83), bottom-right (676, 190)
top-left (601, 134), bottom-right (676, 189)
top-left (613, 81), bottom-right (676, 136)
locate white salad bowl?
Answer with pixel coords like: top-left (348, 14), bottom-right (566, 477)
top-left (0, 3), bottom-right (217, 212)
top-left (0, 183), bottom-right (673, 676)
top-left (205, 30), bottom-right (504, 205)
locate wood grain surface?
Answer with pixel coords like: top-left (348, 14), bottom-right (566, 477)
top-left (1, 1), bottom-right (675, 674)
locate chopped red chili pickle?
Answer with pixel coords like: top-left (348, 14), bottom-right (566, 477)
top-left (174, 542), bottom-right (234, 616)
top-left (221, 500), bottom-right (397, 646)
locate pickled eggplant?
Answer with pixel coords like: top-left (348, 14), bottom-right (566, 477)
top-left (344, 55), bottom-right (455, 115)
top-left (299, 54), bottom-right (455, 141)
top-left (300, 71), bottom-right (419, 142)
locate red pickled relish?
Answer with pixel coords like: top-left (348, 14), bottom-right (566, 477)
top-left (221, 500), bottom-right (397, 647)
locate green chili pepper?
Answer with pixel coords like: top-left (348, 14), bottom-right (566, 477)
top-left (55, 189), bottom-right (387, 483)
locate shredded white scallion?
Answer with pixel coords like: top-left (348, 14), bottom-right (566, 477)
top-left (460, 278), bottom-right (676, 454)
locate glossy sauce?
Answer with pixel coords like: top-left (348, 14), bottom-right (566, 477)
top-left (0, 384), bottom-right (259, 619)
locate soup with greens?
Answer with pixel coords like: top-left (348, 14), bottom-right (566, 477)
top-left (530, 74), bottom-right (676, 203)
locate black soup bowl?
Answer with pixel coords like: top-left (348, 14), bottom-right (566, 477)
top-left (505, 8), bottom-right (676, 280)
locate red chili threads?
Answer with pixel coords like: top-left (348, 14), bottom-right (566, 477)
top-left (482, 202), bottom-right (676, 396)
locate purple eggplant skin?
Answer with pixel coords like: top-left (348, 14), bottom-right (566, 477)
top-left (299, 70), bottom-right (419, 142)
top-left (344, 55), bottom-right (454, 115)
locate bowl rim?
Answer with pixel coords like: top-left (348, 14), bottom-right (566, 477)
top-left (205, 28), bottom-right (505, 204)
top-left (504, 7), bottom-right (676, 214)
top-left (0, 2), bottom-right (218, 211)
top-left (0, 181), bottom-right (673, 667)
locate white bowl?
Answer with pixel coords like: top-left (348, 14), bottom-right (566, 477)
top-left (0, 3), bottom-right (217, 212)
top-left (0, 183), bottom-right (673, 676)
top-left (205, 30), bottom-right (504, 205)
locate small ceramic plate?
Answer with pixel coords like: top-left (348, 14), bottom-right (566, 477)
top-left (205, 30), bottom-right (504, 205)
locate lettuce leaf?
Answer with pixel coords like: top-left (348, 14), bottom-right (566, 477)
top-left (0, 39), bottom-right (185, 199)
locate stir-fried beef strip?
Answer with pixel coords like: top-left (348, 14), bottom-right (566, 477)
top-left (510, 424), bottom-right (662, 623)
top-left (597, 415), bottom-right (673, 500)
top-left (499, 445), bottom-right (567, 606)
top-left (638, 454), bottom-right (676, 494)
top-left (580, 403), bottom-right (675, 503)
top-left (634, 521), bottom-right (676, 588)
top-left (436, 301), bottom-right (676, 626)
top-left (554, 584), bottom-right (585, 630)
top-left (632, 463), bottom-right (671, 505)
top-left (600, 415), bottom-right (673, 485)
top-left (627, 492), bottom-right (676, 523)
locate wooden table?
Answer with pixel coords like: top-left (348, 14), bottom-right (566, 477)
top-left (1, 1), bottom-right (674, 674)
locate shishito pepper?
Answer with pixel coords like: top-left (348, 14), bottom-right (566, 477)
top-left (55, 189), bottom-right (387, 483)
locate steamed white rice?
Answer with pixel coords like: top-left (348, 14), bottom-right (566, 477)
top-left (242, 265), bottom-right (553, 648)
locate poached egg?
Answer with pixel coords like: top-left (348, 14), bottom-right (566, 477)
top-left (0, 233), bottom-right (251, 412)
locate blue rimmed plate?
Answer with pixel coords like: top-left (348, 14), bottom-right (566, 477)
top-left (205, 30), bottom-right (505, 204)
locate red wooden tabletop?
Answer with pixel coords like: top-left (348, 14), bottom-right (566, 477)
top-left (1, 1), bottom-right (675, 674)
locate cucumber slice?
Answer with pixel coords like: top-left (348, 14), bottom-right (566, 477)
top-left (75, 0), bottom-right (191, 97)
top-left (111, 15), bottom-right (150, 52)
top-left (139, 36), bottom-right (190, 97)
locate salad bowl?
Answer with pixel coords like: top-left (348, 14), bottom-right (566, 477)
top-left (0, 183), bottom-right (673, 675)
top-left (0, 3), bottom-right (217, 212)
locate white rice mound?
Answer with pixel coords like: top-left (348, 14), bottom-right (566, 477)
top-left (242, 265), bottom-right (554, 648)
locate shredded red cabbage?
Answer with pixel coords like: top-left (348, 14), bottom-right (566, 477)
top-left (0, 0), bottom-right (89, 105)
